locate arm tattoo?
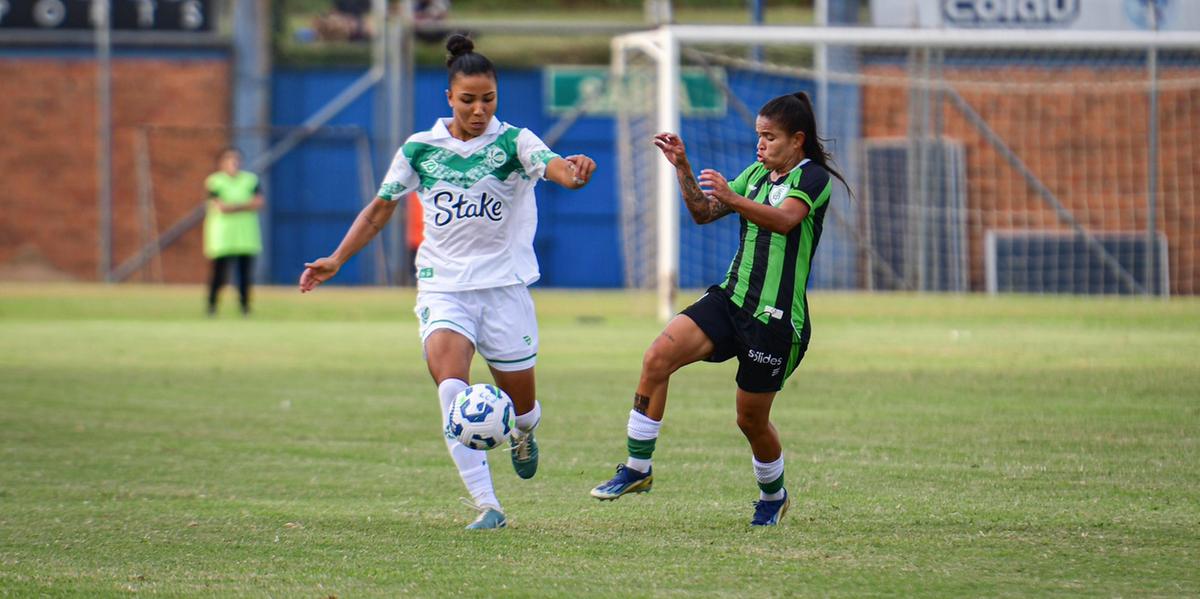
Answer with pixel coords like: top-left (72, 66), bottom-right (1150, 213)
top-left (705, 199), bottom-right (734, 222)
top-left (677, 168), bottom-right (733, 223)
top-left (633, 393), bottom-right (651, 415)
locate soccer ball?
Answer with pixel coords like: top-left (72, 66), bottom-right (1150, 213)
top-left (445, 384), bottom-right (517, 450)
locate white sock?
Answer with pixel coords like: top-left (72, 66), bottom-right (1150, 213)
top-left (753, 455), bottom-right (785, 501)
top-left (515, 400), bottom-right (541, 434)
top-left (627, 409), bottom-right (661, 439)
top-left (625, 456), bottom-right (653, 473)
top-left (437, 378), bottom-right (500, 511)
top-left (438, 378), bottom-right (469, 428)
top-left (624, 410), bottom-right (661, 474)
top-left (458, 463), bottom-right (500, 511)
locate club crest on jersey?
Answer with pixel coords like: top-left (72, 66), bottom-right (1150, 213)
top-left (768, 185), bottom-right (788, 207)
top-left (431, 190), bottom-right (503, 226)
top-left (484, 146), bottom-right (508, 169)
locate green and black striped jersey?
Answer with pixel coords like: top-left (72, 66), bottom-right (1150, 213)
top-left (716, 158), bottom-right (833, 338)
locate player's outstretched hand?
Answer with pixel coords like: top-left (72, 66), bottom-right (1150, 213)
top-left (699, 169), bottom-right (733, 204)
top-left (299, 257), bottom-right (341, 293)
top-left (652, 132), bottom-right (689, 168)
top-left (565, 154), bottom-right (596, 188)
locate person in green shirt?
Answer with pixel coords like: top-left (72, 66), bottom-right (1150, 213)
top-left (204, 148), bottom-right (264, 316)
top-left (590, 91), bottom-right (851, 527)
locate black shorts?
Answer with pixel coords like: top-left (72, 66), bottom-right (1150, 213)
top-left (680, 286), bottom-right (810, 393)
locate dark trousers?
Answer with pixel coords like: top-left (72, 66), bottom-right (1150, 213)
top-left (208, 255), bottom-right (254, 314)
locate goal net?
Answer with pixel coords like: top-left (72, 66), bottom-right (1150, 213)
top-left (612, 26), bottom-right (1200, 319)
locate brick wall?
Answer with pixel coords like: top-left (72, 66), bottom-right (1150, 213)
top-left (862, 65), bottom-right (1199, 295)
top-left (0, 57), bottom-right (231, 283)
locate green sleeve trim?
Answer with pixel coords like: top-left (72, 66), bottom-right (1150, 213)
top-left (377, 181), bottom-right (408, 201)
top-left (531, 149), bottom-right (560, 166)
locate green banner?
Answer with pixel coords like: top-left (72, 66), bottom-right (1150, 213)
top-left (546, 66), bottom-right (727, 117)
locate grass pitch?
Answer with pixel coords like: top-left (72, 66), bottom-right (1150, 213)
top-left (1, 284), bottom-right (1198, 597)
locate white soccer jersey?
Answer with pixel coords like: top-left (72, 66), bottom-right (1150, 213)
top-left (377, 117), bottom-right (560, 291)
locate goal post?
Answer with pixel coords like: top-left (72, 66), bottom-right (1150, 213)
top-left (612, 25), bottom-right (1200, 320)
top-left (612, 28), bottom-right (682, 322)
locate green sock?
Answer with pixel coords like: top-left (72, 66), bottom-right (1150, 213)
top-left (758, 473), bottom-right (784, 498)
top-left (625, 437), bottom-right (655, 473)
top-left (627, 436), bottom-right (656, 459)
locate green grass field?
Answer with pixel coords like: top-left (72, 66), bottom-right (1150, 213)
top-left (2, 284), bottom-right (1198, 597)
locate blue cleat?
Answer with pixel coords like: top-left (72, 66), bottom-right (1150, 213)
top-left (750, 490), bottom-right (790, 526)
top-left (465, 505), bottom-right (507, 530)
top-left (510, 431), bottom-right (539, 480)
top-left (590, 464), bottom-right (653, 500)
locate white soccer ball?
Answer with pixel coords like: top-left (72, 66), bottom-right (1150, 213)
top-left (445, 384), bottom-right (517, 450)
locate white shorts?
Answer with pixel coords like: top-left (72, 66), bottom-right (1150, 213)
top-left (414, 284), bottom-right (539, 372)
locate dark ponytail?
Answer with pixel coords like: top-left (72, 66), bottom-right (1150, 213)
top-left (445, 33), bottom-right (496, 84)
top-left (758, 91), bottom-right (850, 195)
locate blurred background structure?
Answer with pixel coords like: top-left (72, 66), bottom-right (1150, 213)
top-left (1, 0), bottom-right (1197, 302)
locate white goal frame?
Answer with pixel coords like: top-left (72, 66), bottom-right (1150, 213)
top-left (612, 25), bottom-right (1198, 321)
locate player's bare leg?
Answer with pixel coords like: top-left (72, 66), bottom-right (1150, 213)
top-left (637, 314), bottom-right (715, 420)
top-left (424, 329), bottom-right (504, 528)
top-left (735, 389), bottom-right (780, 461)
top-left (424, 329), bottom-right (474, 384)
top-left (490, 366), bottom-right (540, 479)
top-left (592, 315), bottom-right (713, 500)
top-left (489, 366), bottom-right (535, 415)
top-left (736, 388), bottom-right (789, 525)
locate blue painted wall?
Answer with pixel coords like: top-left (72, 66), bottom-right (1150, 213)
top-left (271, 69), bottom-right (381, 286)
top-left (270, 67), bottom-right (621, 288)
top-left (270, 66), bottom-right (855, 289)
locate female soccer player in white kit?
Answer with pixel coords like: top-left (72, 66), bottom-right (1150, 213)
top-left (299, 34), bottom-right (596, 529)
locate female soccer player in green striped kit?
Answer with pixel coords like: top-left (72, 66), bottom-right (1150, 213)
top-left (300, 35), bottom-right (595, 529)
top-left (591, 91), bottom-right (849, 526)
